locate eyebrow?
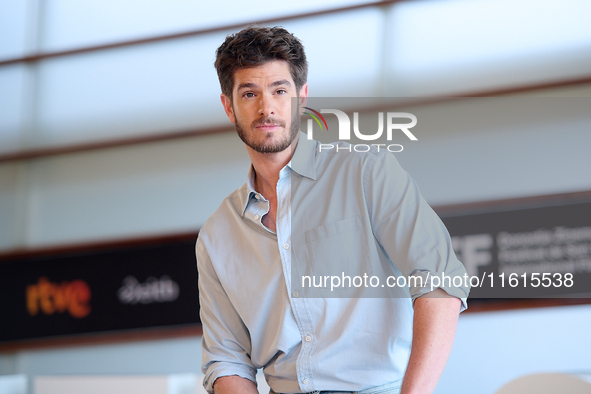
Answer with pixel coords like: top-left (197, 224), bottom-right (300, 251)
top-left (270, 79), bottom-right (292, 88)
top-left (236, 79), bottom-right (292, 91)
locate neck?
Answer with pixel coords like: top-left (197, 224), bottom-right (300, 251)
top-left (248, 134), bottom-right (300, 194)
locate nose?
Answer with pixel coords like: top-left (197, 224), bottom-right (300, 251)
top-left (258, 93), bottom-right (275, 116)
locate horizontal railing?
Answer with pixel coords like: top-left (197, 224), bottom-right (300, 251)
top-left (1, 75), bottom-right (590, 163)
top-left (0, 0), bottom-right (404, 66)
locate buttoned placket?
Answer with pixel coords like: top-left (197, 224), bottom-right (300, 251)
top-left (275, 166), bottom-right (317, 393)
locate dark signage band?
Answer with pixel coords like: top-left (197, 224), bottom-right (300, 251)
top-left (0, 238), bottom-right (200, 343)
top-left (443, 200), bottom-right (591, 299)
top-left (2, 196), bottom-right (590, 343)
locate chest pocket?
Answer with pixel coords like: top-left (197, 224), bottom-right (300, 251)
top-left (303, 216), bottom-right (372, 296)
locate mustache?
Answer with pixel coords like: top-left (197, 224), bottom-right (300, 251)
top-left (252, 117), bottom-right (285, 128)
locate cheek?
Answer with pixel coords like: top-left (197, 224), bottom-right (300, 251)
top-left (235, 103), bottom-right (258, 122)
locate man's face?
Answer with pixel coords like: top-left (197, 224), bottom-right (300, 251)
top-left (221, 60), bottom-right (308, 154)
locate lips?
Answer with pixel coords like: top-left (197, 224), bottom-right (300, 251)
top-left (253, 118), bottom-right (285, 131)
top-left (256, 123), bottom-right (280, 130)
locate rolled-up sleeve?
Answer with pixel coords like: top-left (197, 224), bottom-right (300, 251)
top-left (364, 151), bottom-right (470, 311)
top-left (196, 236), bottom-right (257, 393)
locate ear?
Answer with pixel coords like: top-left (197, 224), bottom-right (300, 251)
top-left (298, 83), bottom-right (309, 115)
top-left (220, 94), bottom-right (236, 124)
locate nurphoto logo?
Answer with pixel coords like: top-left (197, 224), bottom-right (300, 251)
top-left (304, 107), bottom-right (418, 153)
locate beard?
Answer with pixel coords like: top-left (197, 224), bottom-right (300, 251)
top-left (235, 106), bottom-right (301, 154)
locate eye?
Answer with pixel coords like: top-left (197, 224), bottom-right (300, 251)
top-left (243, 92), bottom-right (255, 98)
top-left (276, 89), bottom-right (287, 95)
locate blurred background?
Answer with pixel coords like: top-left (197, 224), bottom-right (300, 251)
top-left (1, 0), bottom-right (591, 393)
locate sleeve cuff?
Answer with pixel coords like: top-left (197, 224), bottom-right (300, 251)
top-left (409, 271), bottom-right (470, 313)
top-left (203, 363), bottom-right (258, 393)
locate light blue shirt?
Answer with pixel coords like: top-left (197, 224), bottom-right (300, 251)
top-left (196, 132), bottom-right (469, 393)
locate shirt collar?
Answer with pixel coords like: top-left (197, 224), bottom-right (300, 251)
top-left (289, 131), bottom-right (318, 181)
top-left (240, 131), bottom-right (318, 216)
top-left (241, 165), bottom-right (258, 216)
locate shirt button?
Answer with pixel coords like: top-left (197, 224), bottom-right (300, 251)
top-left (305, 335), bottom-right (312, 342)
top-left (292, 290), bottom-right (299, 298)
top-left (302, 378), bottom-right (309, 384)
top-left (254, 214), bottom-right (259, 221)
top-left (283, 243), bottom-right (290, 250)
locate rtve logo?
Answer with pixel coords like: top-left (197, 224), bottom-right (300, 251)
top-left (304, 108), bottom-right (418, 149)
top-left (26, 277), bottom-right (92, 319)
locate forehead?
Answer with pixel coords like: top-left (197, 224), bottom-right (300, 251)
top-left (232, 60), bottom-right (293, 90)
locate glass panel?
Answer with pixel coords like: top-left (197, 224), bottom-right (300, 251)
top-left (386, 0), bottom-right (591, 95)
top-left (26, 132), bottom-right (249, 246)
top-left (282, 8), bottom-right (384, 97)
top-left (0, 66), bottom-right (27, 153)
top-left (41, 0), bottom-right (378, 52)
top-left (35, 10), bottom-right (384, 147)
top-left (0, 1), bottom-right (29, 59)
top-left (0, 163), bottom-right (23, 250)
top-left (35, 32), bottom-right (229, 147)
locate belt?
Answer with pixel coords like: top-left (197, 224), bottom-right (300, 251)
top-left (270, 380), bottom-right (402, 394)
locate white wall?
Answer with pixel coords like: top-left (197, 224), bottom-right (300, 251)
top-left (443, 304), bottom-right (591, 394)
top-left (2, 90), bottom-right (590, 249)
top-left (2, 304), bottom-right (590, 394)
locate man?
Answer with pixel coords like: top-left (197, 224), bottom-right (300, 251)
top-left (197, 26), bottom-right (469, 394)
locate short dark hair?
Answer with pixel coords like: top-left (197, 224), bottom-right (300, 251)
top-left (214, 26), bottom-right (308, 99)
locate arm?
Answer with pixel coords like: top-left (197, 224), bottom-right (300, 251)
top-left (214, 376), bottom-right (259, 394)
top-left (400, 289), bottom-right (461, 394)
top-left (196, 236), bottom-right (258, 393)
top-left (364, 151), bottom-right (469, 391)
